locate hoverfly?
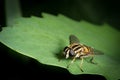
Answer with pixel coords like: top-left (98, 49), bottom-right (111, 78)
top-left (63, 35), bottom-right (103, 72)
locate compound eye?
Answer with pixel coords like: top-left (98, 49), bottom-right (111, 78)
top-left (69, 49), bottom-right (75, 56)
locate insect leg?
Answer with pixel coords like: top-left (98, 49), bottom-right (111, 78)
top-left (90, 55), bottom-right (97, 64)
top-left (80, 57), bottom-right (84, 72)
top-left (67, 56), bottom-right (77, 68)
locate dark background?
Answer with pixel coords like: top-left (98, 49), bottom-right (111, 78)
top-left (0, 0), bottom-right (120, 80)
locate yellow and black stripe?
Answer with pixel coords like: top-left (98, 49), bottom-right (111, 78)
top-left (64, 43), bottom-right (93, 57)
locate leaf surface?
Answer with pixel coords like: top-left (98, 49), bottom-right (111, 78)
top-left (0, 13), bottom-right (120, 80)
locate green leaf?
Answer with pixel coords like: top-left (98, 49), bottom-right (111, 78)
top-left (0, 13), bottom-right (120, 80)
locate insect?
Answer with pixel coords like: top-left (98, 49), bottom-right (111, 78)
top-left (63, 35), bottom-right (103, 72)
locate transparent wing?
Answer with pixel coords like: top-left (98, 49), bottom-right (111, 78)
top-left (69, 35), bottom-right (80, 44)
top-left (93, 49), bottom-right (104, 55)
